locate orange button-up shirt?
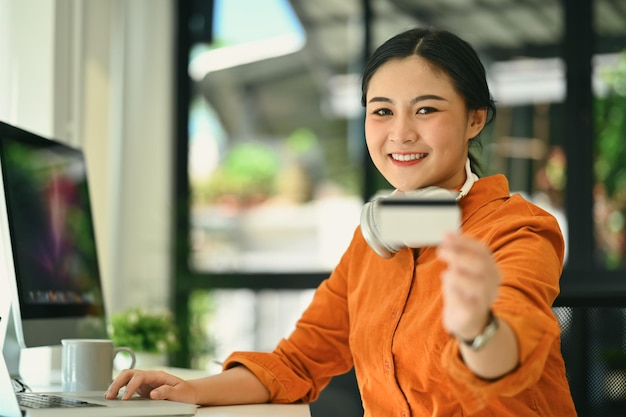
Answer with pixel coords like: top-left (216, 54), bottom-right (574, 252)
top-left (224, 174), bottom-right (578, 416)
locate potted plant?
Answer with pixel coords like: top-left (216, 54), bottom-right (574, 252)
top-left (110, 307), bottom-right (180, 369)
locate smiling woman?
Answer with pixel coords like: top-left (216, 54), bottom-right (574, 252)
top-left (116, 26), bottom-right (579, 417)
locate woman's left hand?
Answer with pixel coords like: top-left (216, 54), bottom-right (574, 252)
top-left (436, 232), bottom-right (502, 341)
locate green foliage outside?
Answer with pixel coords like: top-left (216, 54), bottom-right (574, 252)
top-left (595, 51), bottom-right (626, 201)
top-left (198, 141), bottom-right (280, 204)
top-left (594, 51), bottom-right (626, 268)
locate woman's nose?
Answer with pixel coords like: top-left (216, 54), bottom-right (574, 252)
top-left (389, 116), bottom-right (418, 143)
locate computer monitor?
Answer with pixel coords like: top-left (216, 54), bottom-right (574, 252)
top-left (0, 121), bottom-right (107, 372)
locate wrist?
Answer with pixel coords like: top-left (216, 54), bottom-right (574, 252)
top-left (457, 310), bottom-right (499, 351)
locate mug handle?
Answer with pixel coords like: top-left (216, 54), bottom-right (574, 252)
top-left (114, 347), bottom-right (137, 369)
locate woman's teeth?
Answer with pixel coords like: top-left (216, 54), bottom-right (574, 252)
top-left (391, 153), bottom-right (427, 161)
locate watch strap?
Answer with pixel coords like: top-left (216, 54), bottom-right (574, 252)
top-left (459, 310), bottom-right (499, 351)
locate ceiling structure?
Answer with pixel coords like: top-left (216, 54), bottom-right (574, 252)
top-left (196, 0), bottom-right (626, 142)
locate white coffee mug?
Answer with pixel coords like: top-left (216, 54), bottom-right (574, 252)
top-left (61, 339), bottom-right (136, 392)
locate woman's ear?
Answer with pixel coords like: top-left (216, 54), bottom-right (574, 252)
top-left (466, 108), bottom-right (488, 140)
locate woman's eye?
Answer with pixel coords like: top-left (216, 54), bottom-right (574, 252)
top-left (417, 107), bottom-right (437, 115)
top-left (371, 108), bottom-right (392, 116)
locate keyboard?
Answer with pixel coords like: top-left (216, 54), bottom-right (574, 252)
top-left (17, 393), bottom-right (105, 409)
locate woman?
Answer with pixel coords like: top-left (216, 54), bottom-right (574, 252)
top-left (106, 28), bottom-right (577, 416)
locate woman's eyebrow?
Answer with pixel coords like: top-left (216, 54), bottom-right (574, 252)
top-left (411, 94), bottom-right (447, 104)
top-left (367, 94), bottom-right (448, 105)
top-left (367, 96), bottom-right (392, 105)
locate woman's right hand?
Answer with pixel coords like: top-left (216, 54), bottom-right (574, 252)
top-left (105, 369), bottom-right (198, 404)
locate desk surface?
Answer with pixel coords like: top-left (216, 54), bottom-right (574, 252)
top-left (28, 366), bottom-right (311, 417)
top-left (196, 403), bottom-right (310, 416)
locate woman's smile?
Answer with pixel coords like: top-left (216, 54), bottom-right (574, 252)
top-left (389, 152), bottom-right (428, 166)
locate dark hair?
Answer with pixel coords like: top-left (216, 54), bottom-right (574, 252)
top-left (360, 28), bottom-right (496, 176)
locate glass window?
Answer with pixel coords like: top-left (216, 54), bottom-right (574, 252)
top-left (184, 0), bottom-right (363, 370)
top-left (187, 0), bottom-right (363, 274)
top-left (593, 50), bottom-right (626, 271)
top-left (593, 53), bottom-right (626, 269)
top-left (188, 288), bottom-right (315, 369)
top-left (591, 0), bottom-right (626, 271)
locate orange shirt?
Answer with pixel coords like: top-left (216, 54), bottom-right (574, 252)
top-left (224, 174), bottom-right (578, 416)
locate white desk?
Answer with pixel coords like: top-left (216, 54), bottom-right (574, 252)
top-left (27, 366), bottom-right (311, 417)
top-left (196, 403), bottom-right (310, 416)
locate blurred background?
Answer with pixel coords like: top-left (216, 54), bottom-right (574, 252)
top-left (2, 0), bottom-right (626, 415)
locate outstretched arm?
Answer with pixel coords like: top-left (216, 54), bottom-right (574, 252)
top-left (437, 232), bottom-right (519, 379)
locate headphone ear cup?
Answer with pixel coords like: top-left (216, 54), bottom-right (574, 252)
top-left (360, 186), bottom-right (458, 258)
top-left (360, 199), bottom-right (396, 258)
top-left (360, 158), bottom-right (475, 257)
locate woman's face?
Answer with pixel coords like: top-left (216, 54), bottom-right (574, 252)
top-left (364, 56), bottom-right (486, 192)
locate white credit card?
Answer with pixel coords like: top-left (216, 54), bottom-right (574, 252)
top-left (377, 197), bottom-right (460, 248)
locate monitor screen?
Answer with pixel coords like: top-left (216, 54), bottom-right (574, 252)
top-left (0, 121), bottom-right (107, 348)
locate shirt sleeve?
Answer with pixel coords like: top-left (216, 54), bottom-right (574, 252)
top-left (441, 199), bottom-right (566, 413)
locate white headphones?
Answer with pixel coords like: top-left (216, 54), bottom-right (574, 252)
top-left (360, 158), bottom-right (478, 258)
top-left (456, 158), bottom-right (479, 200)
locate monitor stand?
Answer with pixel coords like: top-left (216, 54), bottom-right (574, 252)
top-left (2, 309), bottom-right (64, 390)
top-left (1, 308), bottom-right (22, 381)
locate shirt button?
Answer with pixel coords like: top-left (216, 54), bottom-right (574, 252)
top-left (384, 360), bottom-right (391, 372)
top-left (392, 310), bottom-right (399, 318)
top-left (401, 412), bottom-right (407, 417)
